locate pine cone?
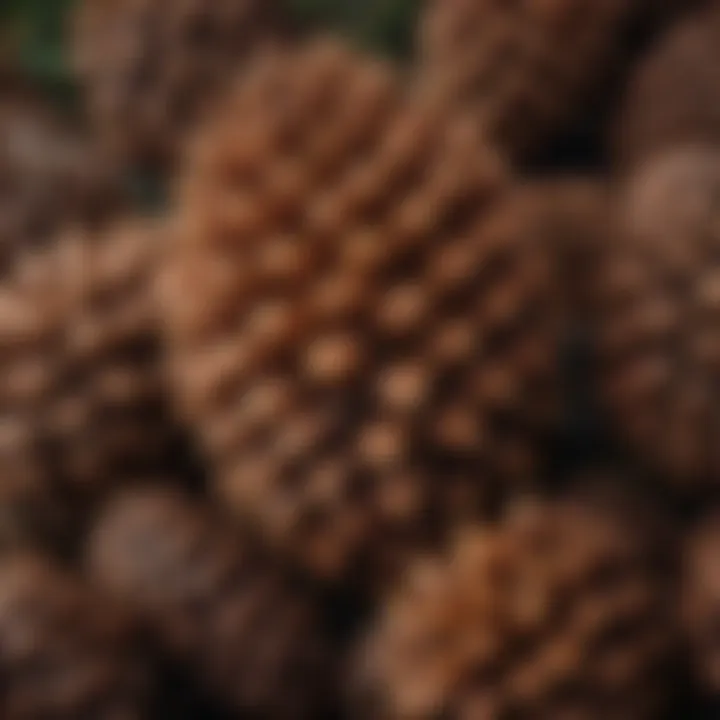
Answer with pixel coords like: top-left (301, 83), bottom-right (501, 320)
top-left (597, 149), bottom-right (720, 490)
top-left (87, 487), bottom-right (335, 718)
top-left (416, 0), bottom-right (631, 159)
top-left (0, 553), bottom-right (148, 719)
top-left (72, 0), bottom-right (287, 168)
top-left (684, 514), bottom-right (720, 696)
top-left (0, 221), bottom-right (182, 551)
top-left (352, 497), bottom-right (677, 719)
top-left (160, 40), bottom-right (566, 586)
top-left (613, 5), bottom-right (720, 169)
top-left (0, 87), bottom-right (119, 274)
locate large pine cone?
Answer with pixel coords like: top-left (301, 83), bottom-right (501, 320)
top-left (0, 222), bottom-right (182, 551)
top-left (613, 4), bottom-right (720, 169)
top-left (416, 0), bottom-right (632, 159)
top-left (596, 148), bottom-right (720, 490)
top-left (352, 497), bottom-right (677, 719)
top-left (0, 553), bottom-right (148, 719)
top-left (72, 0), bottom-right (286, 168)
top-left (0, 86), bottom-right (119, 274)
top-left (684, 514), bottom-right (720, 696)
top-left (87, 487), bottom-right (335, 718)
top-left (161, 40), bottom-right (565, 586)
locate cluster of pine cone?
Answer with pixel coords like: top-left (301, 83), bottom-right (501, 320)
top-left (0, 0), bottom-right (719, 717)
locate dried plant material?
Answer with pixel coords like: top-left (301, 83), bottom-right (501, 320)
top-left (0, 553), bottom-right (149, 719)
top-left (352, 497), bottom-right (677, 719)
top-left (0, 221), bottom-right (182, 550)
top-left (417, 0), bottom-right (631, 159)
top-left (0, 89), bottom-right (119, 274)
top-left (73, 0), bottom-right (287, 168)
top-left (613, 5), bottom-right (720, 169)
top-left (161, 40), bottom-right (566, 587)
top-left (500, 179), bottom-right (610, 315)
top-left (597, 149), bottom-right (720, 489)
top-left (684, 514), bottom-right (720, 695)
top-left (88, 487), bottom-right (334, 718)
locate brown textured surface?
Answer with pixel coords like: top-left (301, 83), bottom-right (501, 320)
top-left (0, 88), bottom-right (119, 275)
top-left (87, 487), bottom-right (334, 718)
top-left (352, 498), bottom-right (676, 719)
top-left (502, 179), bottom-right (610, 316)
top-left (161, 40), bottom-right (565, 586)
top-left (684, 514), bottom-right (720, 695)
top-left (0, 553), bottom-right (148, 719)
top-left (0, 430), bottom-right (68, 553)
top-left (597, 149), bottom-right (720, 489)
top-left (0, 222), bottom-right (181, 550)
top-left (72, 0), bottom-right (286, 168)
top-left (416, 0), bottom-right (631, 159)
top-left (613, 5), bottom-right (720, 169)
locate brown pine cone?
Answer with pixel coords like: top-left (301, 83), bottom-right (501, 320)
top-left (0, 553), bottom-right (148, 719)
top-left (683, 514), bottom-right (720, 695)
top-left (0, 221), bottom-right (182, 551)
top-left (351, 497), bottom-right (677, 719)
top-left (596, 148), bottom-right (720, 490)
top-left (72, 0), bottom-right (287, 169)
top-left (0, 87), bottom-right (119, 274)
top-left (416, 0), bottom-right (632, 159)
top-left (613, 4), bottom-right (720, 169)
top-left (161, 40), bottom-right (565, 586)
top-left (87, 487), bottom-right (335, 718)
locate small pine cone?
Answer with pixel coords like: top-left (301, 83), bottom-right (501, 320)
top-left (0, 222), bottom-right (182, 549)
top-left (72, 0), bottom-right (287, 168)
top-left (0, 553), bottom-right (148, 719)
top-left (0, 87), bottom-right (119, 274)
top-left (597, 148), bottom-right (720, 490)
top-left (613, 5), bottom-right (720, 169)
top-left (684, 514), bottom-right (720, 695)
top-left (351, 497), bottom-right (677, 720)
top-left (416, 0), bottom-right (631, 159)
top-left (161, 40), bottom-right (565, 586)
top-left (87, 487), bottom-right (335, 718)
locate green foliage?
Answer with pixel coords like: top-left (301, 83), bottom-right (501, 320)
top-left (1, 0), bottom-right (76, 84)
